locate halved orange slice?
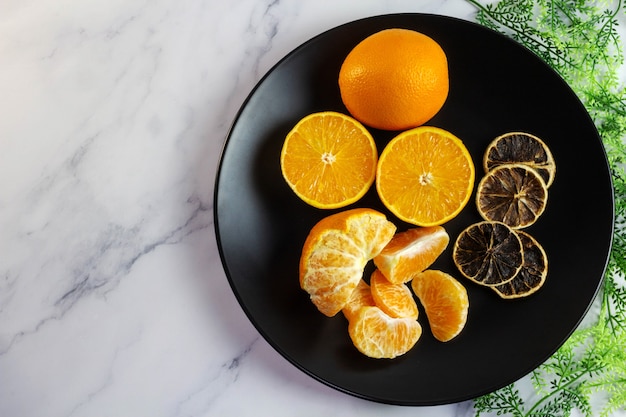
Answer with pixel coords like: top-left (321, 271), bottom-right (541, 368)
top-left (376, 126), bottom-right (475, 226)
top-left (280, 111), bottom-right (378, 209)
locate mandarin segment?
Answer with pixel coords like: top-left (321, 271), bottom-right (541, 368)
top-left (280, 111), bottom-right (378, 209)
top-left (299, 208), bottom-right (396, 316)
top-left (411, 270), bottom-right (469, 342)
top-left (348, 306), bottom-right (422, 359)
top-left (370, 269), bottom-right (419, 319)
top-left (339, 28), bottom-right (449, 130)
top-left (342, 279), bottom-right (376, 322)
top-left (376, 126), bottom-right (475, 226)
top-left (373, 226), bottom-right (449, 284)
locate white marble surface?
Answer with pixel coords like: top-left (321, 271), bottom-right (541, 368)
top-left (1, 1), bottom-right (624, 416)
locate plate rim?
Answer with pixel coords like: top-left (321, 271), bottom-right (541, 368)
top-left (213, 12), bottom-right (615, 406)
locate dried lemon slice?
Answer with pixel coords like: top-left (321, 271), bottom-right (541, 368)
top-left (492, 230), bottom-right (548, 299)
top-left (476, 164), bottom-right (548, 229)
top-left (453, 221), bottom-right (523, 286)
top-left (483, 132), bottom-right (556, 188)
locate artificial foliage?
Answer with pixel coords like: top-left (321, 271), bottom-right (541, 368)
top-left (466, 0), bottom-right (626, 416)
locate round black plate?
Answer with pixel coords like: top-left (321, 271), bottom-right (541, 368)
top-left (214, 14), bottom-right (614, 405)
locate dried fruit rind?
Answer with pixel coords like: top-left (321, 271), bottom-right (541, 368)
top-left (476, 163), bottom-right (548, 229)
top-left (453, 221), bottom-right (524, 286)
top-left (483, 131), bottom-right (556, 188)
top-left (492, 230), bottom-right (548, 299)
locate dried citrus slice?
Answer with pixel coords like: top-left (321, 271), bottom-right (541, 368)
top-left (342, 279), bottom-right (376, 322)
top-left (492, 230), bottom-right (548, 299)
top-left (453, 221), bottom-right (523, 286)
top-left (348, 306), bottom-right (422, 359)
top-left (376, 126), bottom-right (475, 226)
top-left (299, 208), bottom-right (396, 316)
top-left (373, 226), bottom-right (449, 284)
top-left (484, 132), bottom-right (556, 188)
top-left (280, 111), bottom-right (378, 209)
top-left (411, 270), bottom-right (469, 342)
top-left (476, 164), bottom-right (548, 229)
top-left (370, 269), bottom-right (418, 319)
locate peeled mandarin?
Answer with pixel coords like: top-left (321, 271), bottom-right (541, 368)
top-left (299, 208), bottom-right (396, 316)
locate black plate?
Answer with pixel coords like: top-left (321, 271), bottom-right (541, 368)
top-left (214, 14), bottom-right (614, 405)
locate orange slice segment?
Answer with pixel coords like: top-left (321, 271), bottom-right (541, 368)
top-left (299, 208), bottom-right (396, 317)
top-left (348, 306), bottom-right (422, 359)
top-left (376, 126), bottom-right (475, 226)
top-left (342, 279), bottom-right (376, 322)
top-left (370, 269), bottom-right (418, 319)
top-left (411, 270), bottom-right (469, 342)
top-left (280, 111), bottom-right (378, 209)
top-left (373, 226), bottom-right (449, 284)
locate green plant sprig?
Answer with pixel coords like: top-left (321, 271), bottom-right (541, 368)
top-left (467, 0), bottom-right (626, 416)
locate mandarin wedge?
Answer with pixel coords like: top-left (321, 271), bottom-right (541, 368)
top-left (373, 226), bottom-right (449, 284)
top-left (300, 208), bottom-right (396, 317)
top-left (280, 111), bottom-right (378, 209)
top-left (376, 126), bottom-right (475, 226)
top-left (411, 270), bottom-right (469, 342)
top-left (342, 279), bottom-right (376, 322)
top-left (348, 306), bottom-right (422, 359)
top-left (370, 269), bottom-right (418, 319)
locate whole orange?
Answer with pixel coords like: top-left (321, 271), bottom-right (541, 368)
top-left (338, 28), bottom-right (449, 131)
